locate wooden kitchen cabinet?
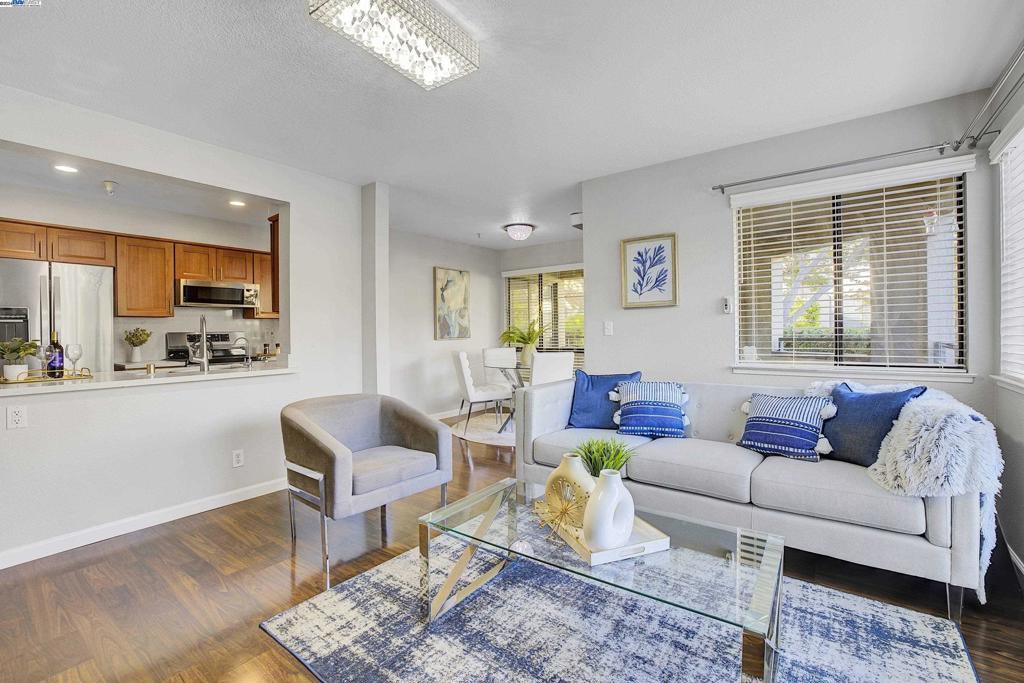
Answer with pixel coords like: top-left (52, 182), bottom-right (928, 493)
top-left (244, 252), bottom-right (279, 319)
top-left (48, 227), bottom-right (116, 266)
top-left (115, 236), bottom-right (174, 317)
top-left (216, 248), bottom-right (254, 282)
top-left (174, 243), bottom-right (217, 280)
top-left (0, 220), bottom-right (47, 260)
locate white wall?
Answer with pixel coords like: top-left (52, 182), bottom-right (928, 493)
top-left (389, 230), bottom-right (503, 416)
top-left (0, 85), bottom-right (362, 564)
top-left (500, 239), bottom-right (582, 273)
top-left (582, 90), bottom-right (996, 414)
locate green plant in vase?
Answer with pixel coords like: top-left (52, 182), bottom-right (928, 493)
top-left (573, 438), bottom-right (634, 477)
top-left (0, 337), bottom-right (40, 382)
top-left (499, 320), bottom-right (545, 366)
top-left (123, 327), bottom-right (152, 364)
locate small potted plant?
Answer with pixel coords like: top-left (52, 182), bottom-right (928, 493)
top-left (0, 337), bottom-right (40, 382)
top-left (123, 327), bottom-right (152, 364)
top-left (499, 320), bottom-right (545, 367)
top-left (573, 438), bottom-right (634, 477)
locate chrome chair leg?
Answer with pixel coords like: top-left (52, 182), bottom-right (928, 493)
top-left (380, 504), bottom-right (388, 541)
top-left (464, 402), bottom-right (474, 434)
top-left (440, 483), bottom-right (448, 507)
top-left (318, 475), bottom-right (330, 590)
top-left (288, 489), bottom-right (296, 544)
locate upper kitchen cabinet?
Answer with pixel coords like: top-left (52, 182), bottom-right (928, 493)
top-left (244, 252), bottom-right (278, 319)
top-left (174, 243), bottom-right (216, 280)
top-left (48, 227), bottom-right (116, 266)
top-left (0, 220), bottom-right (47, 260)
top-left (116, 236), bottom-right (174, 317)
top-left (216, 248), bottom-right (254, 282)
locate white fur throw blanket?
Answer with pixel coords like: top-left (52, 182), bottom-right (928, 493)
top-left (807, 380), bottom-right (1004, 603)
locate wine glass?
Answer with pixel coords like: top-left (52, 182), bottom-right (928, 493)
top-left (66, 344), bottom-right (83, 376)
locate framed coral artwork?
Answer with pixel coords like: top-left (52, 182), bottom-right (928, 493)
top-left (620, 233), bottom-right (677, 308)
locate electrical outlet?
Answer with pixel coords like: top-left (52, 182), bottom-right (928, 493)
top-left (232, 449), bottom-right (244, 468)
top-left (6, 406), bottom-right (27, 430)
top-left (603, 320), bottom-right (614, 336)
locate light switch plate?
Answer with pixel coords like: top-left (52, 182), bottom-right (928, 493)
top-left (603, 321), bottom-right (614, 336)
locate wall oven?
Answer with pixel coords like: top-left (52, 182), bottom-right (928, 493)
top-left (175, 280), bottom-right (259, 309)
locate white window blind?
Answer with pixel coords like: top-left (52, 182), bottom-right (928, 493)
top-left (506, 269), bottom-right (585, 368)
top-left (735, 174), bottom-right (966, 370)
top-left (1000, 145), bottom-right (1024, 379)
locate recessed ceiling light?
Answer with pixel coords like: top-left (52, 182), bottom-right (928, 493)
top-left (503, 223), bottom-right (535, 241)
top-left (54, 165), bottom-right (78, 173)
top-left (229, 200), bottom-right (246, 207)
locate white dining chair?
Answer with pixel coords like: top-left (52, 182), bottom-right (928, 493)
top-left (482, 347), bottom-right (516, 416)
top-left (529, 351), bottom-right (575, 385)
top-left (453, 351), bottom-right (513, 433)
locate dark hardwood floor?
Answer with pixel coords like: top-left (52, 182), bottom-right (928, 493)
top-left (1, 415), bottom-right (1022, 681)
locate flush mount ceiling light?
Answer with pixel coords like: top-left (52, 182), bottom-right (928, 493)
top-left (310, 0), bottom-right (479, 90)
top-left (229, 200), bottom-right (246, 207)
top-left (54, 164), bottom-right (78, 173)
top-left (503, 223), bottom-right (535, 241)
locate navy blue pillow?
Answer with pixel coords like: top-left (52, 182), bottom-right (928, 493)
top-left (568, 369), bottom-right (641, 429)
top-left (824, 383), bottom-right (926, 467)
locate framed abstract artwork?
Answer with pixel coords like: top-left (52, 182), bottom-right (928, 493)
top-left (434, 266), bottom-right (471, 339)
top-left (621, 233), bottom-right (677, 308)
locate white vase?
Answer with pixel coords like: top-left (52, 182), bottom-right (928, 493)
top-left (129, 346), bottom-right (143, 364)
top-left (545, 453), bottom-right (596, 501)
top-left (521, 343), bottom-right (537, 369)
top-left (3, 364), bottom-right (28, 382)
top-left (583, 469), bottom-right (635, 551)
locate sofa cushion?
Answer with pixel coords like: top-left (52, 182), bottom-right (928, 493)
top-left (626, 438), bottom-right (764, 503)
top-left (533, 428), bottom-right (651, 468)
top-left (614, 381), bottom-right (689, 438)
top-left (738, 393), bottom-right (834, 461)
top-left (750, 457), bottom-right (926, 535)
top-left (351, 445), bottom-right (437, 495)
top-left (569, 369), bottom-right (642, 429)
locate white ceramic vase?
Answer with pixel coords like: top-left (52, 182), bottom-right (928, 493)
top-left (521, 343), bottom-right (537, 369)
top-left (129, 346), bottom-right (143, 364)
top-left (3, 364), bottom-right (28, 382)
top-left (583, 469), bottom-right (635, 551)
top-left (544, 453), bottom-right (595, 501)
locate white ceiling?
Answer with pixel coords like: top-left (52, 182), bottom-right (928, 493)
top-left (0, 140), bottom-right (282, 228)
top-left (0, 1), bottom-right (1021, 249)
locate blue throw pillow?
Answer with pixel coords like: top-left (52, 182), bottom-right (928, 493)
top-left (738, 393), bottom-right (834, 461)
top-left (613, 381), bottom-right (688, 438)
top-left (568, 369), bottom-right (641, 429)
top-left (824, 383), bottom-right (926, 467)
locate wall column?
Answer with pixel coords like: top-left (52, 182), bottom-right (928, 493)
top-left (362, 182), bottom-right (390, 393)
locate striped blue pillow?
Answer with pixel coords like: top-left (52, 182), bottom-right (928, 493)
top-left (738, 393), bottom-right (833, 461)
top-left (613, 381), bottom-right (689, 438)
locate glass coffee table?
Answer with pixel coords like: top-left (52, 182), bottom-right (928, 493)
top-left (418, 478), bottom-right (784, 681)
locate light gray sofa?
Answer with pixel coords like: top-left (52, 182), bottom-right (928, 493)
top-left (515, 379), bottom-right (981, 621)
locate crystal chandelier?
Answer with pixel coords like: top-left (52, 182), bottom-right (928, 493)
top-left (310, 0), bottom-right (479, 90)
top-left (503, 223), bottom-right (535, 241)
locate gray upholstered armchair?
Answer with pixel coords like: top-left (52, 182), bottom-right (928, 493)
top-left (281, 394), bottom-right (452, 588)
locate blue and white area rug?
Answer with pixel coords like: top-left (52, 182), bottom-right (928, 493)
top-left (262, 536), bottom-right (975, 683)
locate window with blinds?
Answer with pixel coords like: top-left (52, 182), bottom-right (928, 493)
top-left (735, 174), bottom-right (966, 370)
top-left (1000, 145), bottom-right (1024, 379)
top-left (506, 269), bottom-right (584, 368)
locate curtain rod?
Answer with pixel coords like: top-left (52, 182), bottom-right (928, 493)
top-left (710, 143), bottom-right (950, 194)
top-left (953, 35), bottom-right (1024, 151)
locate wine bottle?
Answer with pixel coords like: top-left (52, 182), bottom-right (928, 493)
top-left (46, 330), bottom-right (64, 378)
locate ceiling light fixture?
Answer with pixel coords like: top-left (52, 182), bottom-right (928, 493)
top-left (503, 223), bottom-right (535, 241)
top-left (54, 165), bottom-right (78, 173)
top-left (310, 0), bottom-right (479, 90)
top-left (229, 200), bottom-right (246, 207)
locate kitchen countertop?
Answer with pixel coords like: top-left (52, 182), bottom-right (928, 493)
top-left (0, 360), bottom-right (294, 397)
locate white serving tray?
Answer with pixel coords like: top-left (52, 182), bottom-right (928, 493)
top-left (554, 517), bottom-right (670, 566)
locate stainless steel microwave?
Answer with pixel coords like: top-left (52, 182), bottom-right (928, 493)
top-left (175, 280), bottom-right (260, 309)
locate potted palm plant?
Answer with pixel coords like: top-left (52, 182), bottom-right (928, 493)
top-left (0, 338), bottom-right (40, 382)
top-left (499, 320), bottom-right (545, 367)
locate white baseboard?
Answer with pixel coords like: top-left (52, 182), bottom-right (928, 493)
top-left (430, 407), bottom-right (463, 419)
top-left (0, 477), bottom-right (286, 571)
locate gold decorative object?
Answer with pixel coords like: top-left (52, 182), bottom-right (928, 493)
top-left (534, 478), bottom-right (588, 542)
top-left (0, 368), bottom-right (94, 384)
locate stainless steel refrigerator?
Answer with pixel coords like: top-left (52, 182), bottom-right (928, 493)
top-left (0, 258), bottom-right (114, 373)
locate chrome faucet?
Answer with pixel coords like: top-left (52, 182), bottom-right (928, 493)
top-left (233, 335), bottom-right (253, 369)
top-left (188, 314), bottom-right (211, 374)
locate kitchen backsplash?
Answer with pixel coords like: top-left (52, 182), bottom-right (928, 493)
top-left (113, 308), bottom-right (281, 363)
